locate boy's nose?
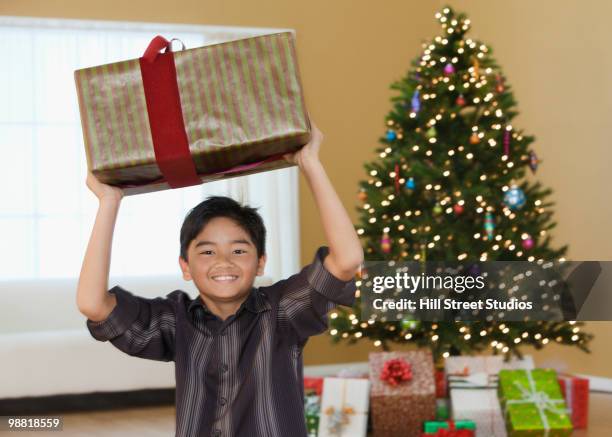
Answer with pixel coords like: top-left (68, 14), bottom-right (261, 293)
top-left (214, 253), bottom-right (235, 266)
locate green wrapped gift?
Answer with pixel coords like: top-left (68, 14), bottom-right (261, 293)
top-left (424, 420), bottom-right (476, 433)
top-left (498, 369), bottom-right (573, 437)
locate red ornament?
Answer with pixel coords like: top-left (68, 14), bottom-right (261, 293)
top-left (358, 189), bottom-right (368, 202)
top-left (522, 236), bottom-right (534, 250)
top-left (453, 204), bottom-right (464, 215)
top-left (456, 94), bottom-right (466, 106)
top-left (496, 74), bottom-right (505, 93)
top-left (380, 358), bottom-right (413, 386)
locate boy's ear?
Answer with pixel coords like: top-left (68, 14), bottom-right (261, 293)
top-left (179, 256), bottom-right (193, 281)
top-left (256, 254), bottom-right (267, 276)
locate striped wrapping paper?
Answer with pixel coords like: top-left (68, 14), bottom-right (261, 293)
top-left (74, 32), bottom-right (310, 195)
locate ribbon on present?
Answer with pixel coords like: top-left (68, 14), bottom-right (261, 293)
top-left (139, 35), bottom-right (201, 189)
top-left (504, 370), bottom-right (569, 437)
top-left (448, 371), bottom-right (496, 388)
top-left (379, 358), bottom-right (413, 386)
top-left (563, 376), bottom-right (574, 416)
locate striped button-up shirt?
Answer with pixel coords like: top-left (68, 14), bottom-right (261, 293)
top-left (86, 245), bottom-right (357, 437)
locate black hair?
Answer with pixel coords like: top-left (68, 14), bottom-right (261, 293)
top-left (180, 195), bottom-right (266, 262)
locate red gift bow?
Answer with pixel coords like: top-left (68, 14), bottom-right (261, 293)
top-left (379, 358), bottom-right (413, 386)
top-left (423, 421), bottom-right (474, 437)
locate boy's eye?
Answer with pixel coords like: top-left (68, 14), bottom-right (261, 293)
top-left (199, 249), bottom-right (246, 255)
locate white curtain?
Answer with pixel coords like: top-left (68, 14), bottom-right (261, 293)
top-left (0, 16), bottom-right (300, 283)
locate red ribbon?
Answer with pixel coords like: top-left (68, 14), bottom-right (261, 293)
top-left (139, 35), bottom-right (201, 189)
top-left (380, 358), bottom-right (412, 386)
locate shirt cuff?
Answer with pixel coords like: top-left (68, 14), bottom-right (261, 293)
top-left (86, 286), bottom-right (141, 341)
top-left (305, 246), bottom-right (358, 307)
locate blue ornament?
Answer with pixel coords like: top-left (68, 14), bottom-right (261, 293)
top-left (484, 212), bottom-right (495, 240)
top-left (411, 90), bottom-right (420, 113)
top-left (405, 177), bottom-right (415, 190)
top-left (386, 130), bottom-right (397, 141)
top-left (503, 186), bottom-right (526, 210)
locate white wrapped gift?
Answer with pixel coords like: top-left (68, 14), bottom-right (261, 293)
top-left (446, 355), bottom-right (534, 437)
top-left (450, 387), bottom-right (507, 437)
top-left (317, 377), bottom-right (370, 437)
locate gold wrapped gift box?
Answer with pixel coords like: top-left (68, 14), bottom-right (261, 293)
top-left (74, 32), bottom-right (310, 195)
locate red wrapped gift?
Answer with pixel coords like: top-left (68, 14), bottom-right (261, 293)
top-left (304, 377), bottom-right (324, 396)
top-left (558, 373), bottom-right (589, 429)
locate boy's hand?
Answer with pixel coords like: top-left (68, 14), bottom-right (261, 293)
top-left (86, 171), bottom-right (124, 203)
top-left (283, 117), bottom-right (322, 169)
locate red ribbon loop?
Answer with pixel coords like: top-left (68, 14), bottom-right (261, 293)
top-left (142, 35), bottom-right (171, 63)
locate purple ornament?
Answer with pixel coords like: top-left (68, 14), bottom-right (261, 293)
top-left (444, 63), bottom-right (455, 75)
top-left (522, 237), bottom-right (534, 250)
top-left (504, 130), bottom-right (511, 156)
top-left (529, 151), bottom-right (539, 173)
top-left (467, 264), bottom-right (481, 277)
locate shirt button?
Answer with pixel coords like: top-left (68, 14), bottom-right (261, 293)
top-left (212, 429), bottom-right (221, 437)
top-left (219, 397), bottom-right (227, 406)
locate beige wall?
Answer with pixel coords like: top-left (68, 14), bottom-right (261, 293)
top-left (3, 0), bottom-right (610, 376)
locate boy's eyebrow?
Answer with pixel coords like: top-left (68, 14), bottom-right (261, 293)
top-left (194, 239), bottom-right (253, 248)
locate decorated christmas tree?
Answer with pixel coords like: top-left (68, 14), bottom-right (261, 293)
top-left (329, 6), bottom-right (592, 362)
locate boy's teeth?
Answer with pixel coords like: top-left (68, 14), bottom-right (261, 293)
top-left (213, 276), bottom-right (237, 281)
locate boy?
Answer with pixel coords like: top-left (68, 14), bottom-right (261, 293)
top-left (76, 119), bottom-right (364, 437)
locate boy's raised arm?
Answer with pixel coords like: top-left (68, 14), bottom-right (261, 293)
top-left (283, 118), bottom-right (364, 280)
top-left (76, 172), bottom-right (124, 321)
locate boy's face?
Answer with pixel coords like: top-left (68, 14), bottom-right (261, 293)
top-left (179, 216), bottom-right (266, 303)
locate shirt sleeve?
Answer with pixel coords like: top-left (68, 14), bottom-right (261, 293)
top-left (85, 285), bottom-right (177, 362)
top-left (277, 245), bottom-right (357, 341)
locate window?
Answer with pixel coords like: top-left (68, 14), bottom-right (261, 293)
top-left (0, 16), bottom-right (300, 282)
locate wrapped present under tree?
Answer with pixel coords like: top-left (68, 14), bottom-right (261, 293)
top-left (557, 373), bottom-right (589, 429)
top-left (369, 351), bottom-right (436, 437)
top-left (498, 369), bottom-right (573, 437)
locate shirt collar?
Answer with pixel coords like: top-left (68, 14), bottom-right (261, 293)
top-left (188, 287), bottom-right (270, 315)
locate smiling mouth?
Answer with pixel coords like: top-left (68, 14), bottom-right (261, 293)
top-left (211, 275), bottom-right (239, 282)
